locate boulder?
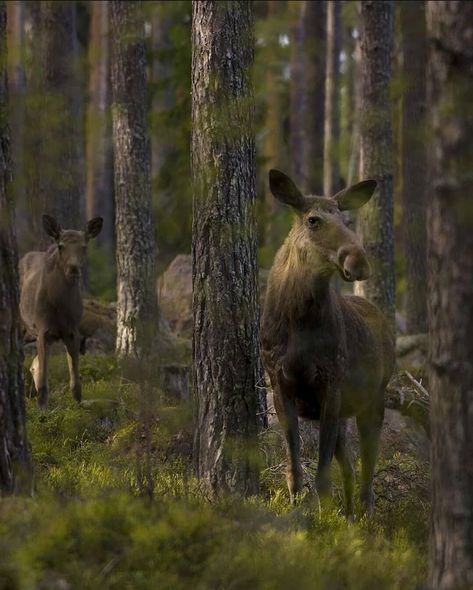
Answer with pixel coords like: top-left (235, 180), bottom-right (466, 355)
top-left (157, 254), bottom-right (193, 337)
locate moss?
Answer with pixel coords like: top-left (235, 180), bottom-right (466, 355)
top-left (7, 351), bottom-right (429, 589)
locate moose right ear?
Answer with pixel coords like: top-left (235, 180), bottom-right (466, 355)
top-left (42, 214), bottom-right (62, 241)
top-left (269, 169), bottom-right (306, 210)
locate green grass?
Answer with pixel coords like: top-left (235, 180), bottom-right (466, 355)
top-left (0, 353), bottom-right (428, 590)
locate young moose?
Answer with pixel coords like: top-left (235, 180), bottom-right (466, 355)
top-left (262, 170), bottom-right (394, 516)
top-left (20, 215), bottom-right (103, 408)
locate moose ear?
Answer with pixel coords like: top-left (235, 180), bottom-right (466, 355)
top-left (334, 179), bottom-right (377, 211)
top-left (42, 214), bottom-right (62, 241)
top-left (269, 169), bottom-right (306, 210)
top-left (85, 217), bottom-right (103, 240)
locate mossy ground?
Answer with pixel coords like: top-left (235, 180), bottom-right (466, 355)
top-left (0, 353), bottom-right (428, 590)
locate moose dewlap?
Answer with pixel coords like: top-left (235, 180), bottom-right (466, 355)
top-left (262, 169), bottom-right (394, 516)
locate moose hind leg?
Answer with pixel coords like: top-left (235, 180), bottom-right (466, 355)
top-left (335, 419), bottom-right (355, 518)
top-left (357, 409), bottom-right (384, 516)
top-left (64, 332), bottom-right (82, 403)
top-left (36, 332), bottom-right (50, 408)
top-left (273, 384), bottom-right (303, 504)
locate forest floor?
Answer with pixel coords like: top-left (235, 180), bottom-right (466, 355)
top-left (0, 352), bottom-right (429, 590)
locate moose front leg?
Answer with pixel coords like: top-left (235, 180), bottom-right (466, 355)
top-left (35, 331), bottom-right (51, 408)
top-left (316, 390), bottom-right (341, 499)
top-left (357, 408), bottom-right (384, 516)
top-left (64, 331), bottom-right (82, 403)
top-left (273, 382), bottom-right (303, 504)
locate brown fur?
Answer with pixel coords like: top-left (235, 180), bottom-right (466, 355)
top-left (262, 170), bottom-right (394, 515)
top-left (20, 215), bottom-right (103, 408)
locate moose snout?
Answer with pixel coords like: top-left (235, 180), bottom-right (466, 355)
top-left (66, 264), bottom-right (82, 280)
top-left (337, 247), bottom-right (371, 282)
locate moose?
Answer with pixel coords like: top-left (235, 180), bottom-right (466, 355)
top-left (20, 214), bottom-right (103, 408)
top-left (262, 170), bottom-right (394, 516)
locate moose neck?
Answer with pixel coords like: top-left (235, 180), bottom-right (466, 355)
top-left (272, 236), bottom-right (338, 324)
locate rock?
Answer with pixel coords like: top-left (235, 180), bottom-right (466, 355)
top-left (157, 254), bottom-right (193, 337)
top-left (159, 364), bottom-right (191, 400)
top-left (396, 333), bottom-right (428, 357)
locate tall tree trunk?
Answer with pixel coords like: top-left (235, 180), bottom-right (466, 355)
top-left (110, 1), bottom-right (157, 357)
top-left (0, 1), bottom-right (30, 494)
top-left (6, 1), bottom-right (27, 248)
top-left (400, 1), bottom-right (427, 334)
top-left (347, 34), bottom-right (361, 186)
top-left (301, 0), bottom-right (326, 194)
top-left (323, 0), bottom-right (341, 195)
top-left (354, 1), bottom-right (395, 326)
top-left (427, 2), bottom-right (473, 588)
top-left (289, 0), bottom-right (304, 186)
top-left (263, 0), bottom-right (284, 258)
top-left (192, 0), bottom-right (260, 497)
top-left (25, 1), bottom-right (84, 247)
top-left (86, 0), bottom-right (113, 250)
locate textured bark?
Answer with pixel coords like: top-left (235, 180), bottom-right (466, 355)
top-left (354, 1), bottom-right (395, 326)
top-left (289, 0), bottom-right (304, 186)
top-left (6, 1), bottom-right (27, 247)
top-left (110, 1), bottom-right (157, 357)
top-left (400, 1), bottom-right (427, 334)
top-left (0, 1), bottom-right (30, 494)
top-left (347, 34), bottom-right (361, 186)
top-left (86, 0), bottom-right (113, 250)
top-left (25, 1), bottom-right (85, 247)
top-left (301, 0), bottom-right (326, 195)
top-left (192, 0), bottom-right (260, 496)
top-left (427, 3), bottom-right (473, 588)
top-left (323, 0), bottom-right (341, 196)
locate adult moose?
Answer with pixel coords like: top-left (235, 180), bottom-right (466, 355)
top-left (20, 215), bottom-right (103, 408)
top-left (262, 170), bottom-right (394, 516)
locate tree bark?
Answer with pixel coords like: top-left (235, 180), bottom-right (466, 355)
top-left (263, 0), bottom-right (284, 258)
top-left (0, 0), bottom-right (30, 494)
top-left (25, 1), bottom-right (85, 247)
top-left (427, 2), bottom-right (473, 588)
top-left (354, 1), bottom-right (395, 326)
top-left (400, 0), bottom-right (427, 334)
top-left (289, 0), bottom-right (304, 187)
top-left (192, 0), bottom-right (260, 497)
top-left (110, 1), bottom-right (157, 357)
top-left (323, 0), bottom-right (341, 196)
top-left (86, 0), bottom-right (113, 250)
top-left (301, 0), bottom-right (326, 195)
top-left (6, 1), bottom-right (27, 248)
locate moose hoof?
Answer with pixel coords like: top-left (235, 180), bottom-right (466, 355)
top-left (71, 383), bottom-right (82, 404)
top-left (360, 489), bottom-right (375, 517)
top-left (37, 386), bottom-right (49, 409)
top-left (315, 474), bottom-right (332, 499)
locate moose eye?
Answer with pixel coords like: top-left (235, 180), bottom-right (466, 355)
top-left (307, 215), bottom-right (322, 229)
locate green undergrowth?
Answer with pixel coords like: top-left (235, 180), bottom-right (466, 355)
top-left (0, 353), bottom-right (428, 590)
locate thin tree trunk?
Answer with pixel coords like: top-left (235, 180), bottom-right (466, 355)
top-left (427, 2), bottom-right (473, 588)
top-left (354, 1), bottom-right (395, 326)
top-left (263, 0), bottom-right (283, 257)
top-left (301, 0), bottom-right (326, 195)
top-left (323, 0), bottom-right (341, 195)
top-left (6, 1), bottom-right (27, 248)
top-left (0, 0), bottom-right (30, 494)
top-left (400, 0), bottom-right (427, 334)
top-left (25, 1), bottom-right (85, 247)
top-left (110, 1), bottom-right (157, 357)
top-left (192, 0), bottom-right (260, 497)
top-left (86, 0), bottom-right (113, 250)
top-left (289, 0), bottom-right (304, 186)
top-left (347, 35), bottom-right (361, 186)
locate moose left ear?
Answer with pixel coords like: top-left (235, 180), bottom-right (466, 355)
top-left (85, 217), bottom-right (103, 240)
top-left (334, 179), bottom-right (377, 211)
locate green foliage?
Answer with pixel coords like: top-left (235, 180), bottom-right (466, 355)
top-left (4, 351), bottom-right (428, 589)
